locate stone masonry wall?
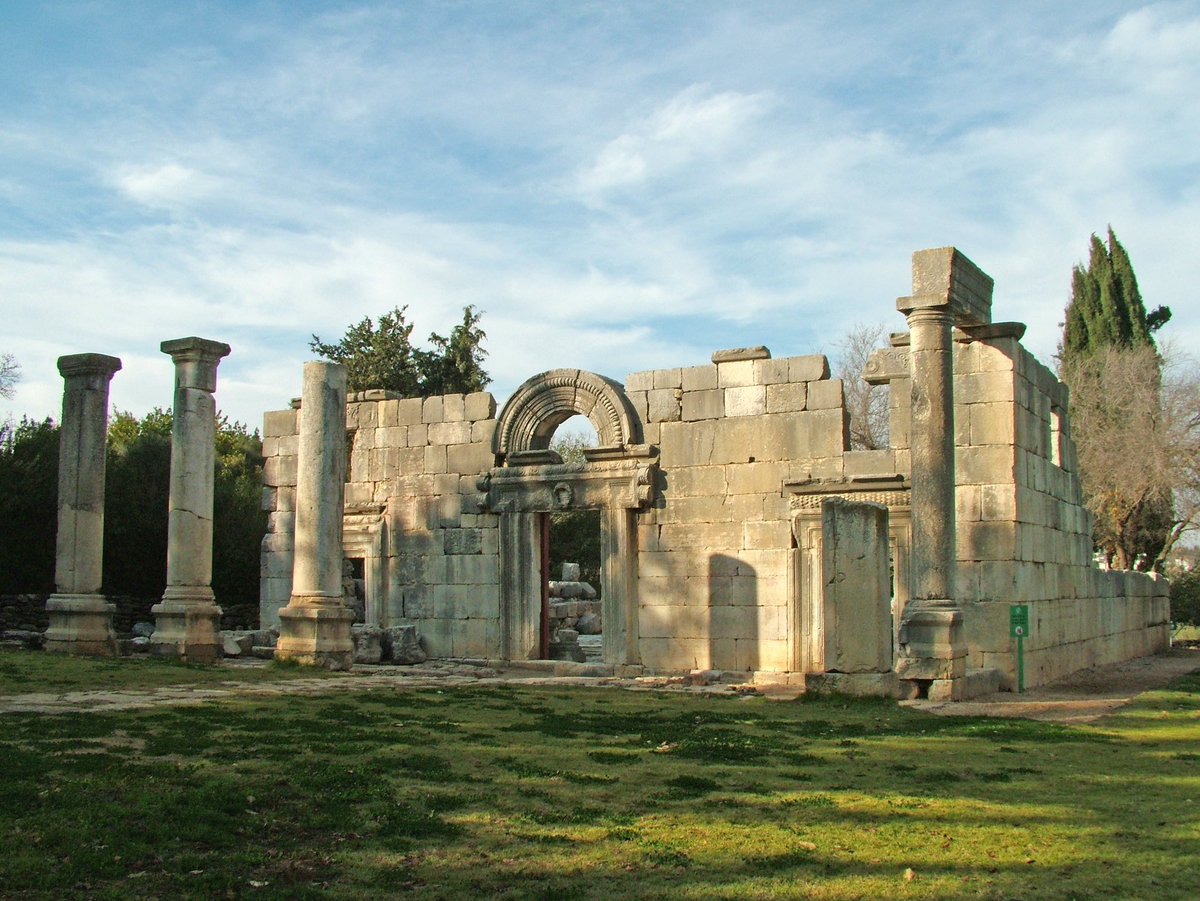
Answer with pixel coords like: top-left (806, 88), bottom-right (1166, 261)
top-left (627, 351), bottom-right (847, 673)
top-left (261, 389), bottom-right (502, 658)
top-left (889, 331), bottom-right (1169, 688)
top-left (260, 324), bottom-right (1167, 686)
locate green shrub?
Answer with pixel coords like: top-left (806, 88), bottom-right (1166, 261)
top-left (1170, 570), bottom-right (1200, 625)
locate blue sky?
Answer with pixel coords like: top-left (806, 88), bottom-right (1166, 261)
top-left (3, 1), bottom-right (1198, 429)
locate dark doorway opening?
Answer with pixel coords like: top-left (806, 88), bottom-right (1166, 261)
top-left (544, 508), bottom-right (602, 663)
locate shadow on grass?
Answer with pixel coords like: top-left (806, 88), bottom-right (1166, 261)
top-left (1, 676), bottom-right (1198, 898)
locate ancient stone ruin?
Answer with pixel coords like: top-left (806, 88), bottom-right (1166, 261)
top-left (259, 247), bottom-right (1170, 697)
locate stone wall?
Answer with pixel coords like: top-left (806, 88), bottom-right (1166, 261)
top-left (261, 389), bottom-right (502, 658)
top-left (882, 327), bottom-right (1169, 688)
top-left (627, 349), bottom-right (845, 672)
top-left (260, 269), bottom-right (1169, 690)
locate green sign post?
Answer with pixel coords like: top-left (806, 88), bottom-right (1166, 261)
top-left (1009, 605), bottom-right (1030, 693)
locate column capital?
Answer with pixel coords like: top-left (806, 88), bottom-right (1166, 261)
top-left (161, 337), bottom-right (230, 392)
top-left (57, 353), bottom-right (122, 380)
top-left (896, 247), bottom-right (993, 326)
top-left (902, 306), bottom-right (956, 328)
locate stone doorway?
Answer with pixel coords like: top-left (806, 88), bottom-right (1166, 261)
top-left (481, 369), bottom-right (657, 666)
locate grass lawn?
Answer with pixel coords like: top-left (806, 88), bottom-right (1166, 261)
top-left (0, 648), bottom-right (339, 694)
top-left (1, 651), bottom-right (1198, 899)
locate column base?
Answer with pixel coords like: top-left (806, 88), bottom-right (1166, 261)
top-left (276, 598), bottom-right (355, 671)
top-left (44, 594), bottom-right (118, 656)
top-left (896, 604), bottom-right (967, 681)
top-left (151, 590), bottom-right (223, 664)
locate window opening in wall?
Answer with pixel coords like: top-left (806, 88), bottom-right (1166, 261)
top-left (342, 556), bottom-right (366, 624)
top-left (345, 429), bottom-right (356, 482)
top-left (1049, 406), bottom-right (1064, 467)
top-left (544, 414), bottom-right (603, 663)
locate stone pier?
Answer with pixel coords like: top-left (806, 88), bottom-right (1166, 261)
top-left (44, 353), bottom-right (122, 655)
top-left (275, 362), bottom-right (355, 670)
top-left (895, 248), bottom-right (992, 690)
top-left (151, 337), bottom-right (231, 663)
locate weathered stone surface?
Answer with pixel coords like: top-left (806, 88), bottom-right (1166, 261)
top-left (352, 624), bottom-right (383, 664)
top-left (820, 498), bottom-right (892, 674)
top-left (152, 337), bottom-right (230, 665)
top-left (276, 362), bottom-right (355, 671)
top-left (252, 245), bottom-right (1168, 695)
top-left (384, 625), bottom-right (428, 665)
top-left (45, 354), bottom-right (122, 658)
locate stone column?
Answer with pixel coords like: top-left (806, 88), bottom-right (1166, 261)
top-left (276, 362), bottom-right (355, 670)
top-left (44, 353), bottom-right (122, 656)
top-left (151, 337), bottom-right (231, 663)
top-left (895, 248), bottom-right (992, 686)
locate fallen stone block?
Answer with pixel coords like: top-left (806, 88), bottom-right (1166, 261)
top-left (384, 625), bottom-right (428, 665)
top-left (352, 624), bottom-right (383, 664)
top-left (575, 612), bottom-right (602, 635)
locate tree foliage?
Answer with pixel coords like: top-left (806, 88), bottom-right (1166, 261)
top-left (0, 409), bottom-right (266, 624)
top-left (835, 322), bottom-right (890, 451)
top-left (1060, 227), bottom-right (1170, 367)
top-left (0, 418), bottom-right (59, 593)
top-left (1057, 228), bottom-right (1190, 571)
top-left (310, 305), bottom-right (489, 396)
top-left (1169, 569), bottom-right (1200, 626)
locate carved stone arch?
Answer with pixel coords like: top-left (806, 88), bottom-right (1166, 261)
top-left (493, 368), bottom-right (639, 458)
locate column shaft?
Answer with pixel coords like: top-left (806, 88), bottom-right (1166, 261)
top-left (151, 336), bottom-right (230, 663)
top-left (276, 362), bottom-right (355, 669)
top-left (44, 353), bottom-right (121, 656)
top-left (906, 307), bottom-right (957, 602)
top-left (292, 363), bottom-right (348, 600)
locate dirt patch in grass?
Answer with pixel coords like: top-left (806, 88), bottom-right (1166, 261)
top-left (909, 647), bottom-right (1200, 723)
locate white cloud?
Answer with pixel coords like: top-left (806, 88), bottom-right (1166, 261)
top-left (3, 1), bottom-right (1199, 435)
top-left (576, 85), bottom-right (770, 199)
top-left (112, 162), bottom-right (216, 209)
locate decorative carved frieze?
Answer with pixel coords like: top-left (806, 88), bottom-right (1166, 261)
top-left (483, 458), bottom-right (659, 513)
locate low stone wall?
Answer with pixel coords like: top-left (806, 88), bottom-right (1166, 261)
top-left (964, 570), bottom-right (1170, 689)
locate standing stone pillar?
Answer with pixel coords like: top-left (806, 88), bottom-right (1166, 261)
top-left (276, 362), bottom-right (355, 670)
top-left (44, 354), bottom-right (122, 656)
top-left (151, 337), bottom-right (231, 663)
top-left (895, 248), bottom-right (992, 685)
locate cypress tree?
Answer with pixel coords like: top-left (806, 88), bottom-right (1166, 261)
top-left (1061, 227), bottom-right (1169, 366)
top-left (1060, 227), bottom-right (1174, 569)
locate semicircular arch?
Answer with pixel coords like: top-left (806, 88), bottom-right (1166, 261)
top-left (494, 368), bottom-right (639, 457)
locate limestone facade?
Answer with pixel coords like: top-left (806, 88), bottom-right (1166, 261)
top-left (260, 248), bottom-right (1169, 690)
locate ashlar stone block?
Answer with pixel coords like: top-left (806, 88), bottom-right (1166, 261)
top-left (443, 393), bottom-right (466, 422)
top-left (788, 354), bottom-right (830, 382)
top-left (682, 389), bottom-right (723, 421)
top-left (681, 365), bottom-right (718, 391)
top-left (820, 499), bottom-right (892, 674)
top-left (465, 391), bottom-right (496, 421)
top-left (766, 382), bottom-right (806, 413)
top-left (648, 388), bottom-right (682, 422)
top-left (806, 379), bottom-right (844, 411)
top-left (724, 385), bottom-right (766, 417)
top-left (717, 359), bottom-right (758, 388)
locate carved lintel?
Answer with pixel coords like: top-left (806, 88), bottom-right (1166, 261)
top-left (790, 489), bottom-right (911, 512)
top-left (863, 348), bottom-right (910, 385)
top-left (508, 449), bottom-right (563, 466)
top-left (788, 476), bottom-right (910, 515)
top-left (483, 458), bottom-right (659, 513)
